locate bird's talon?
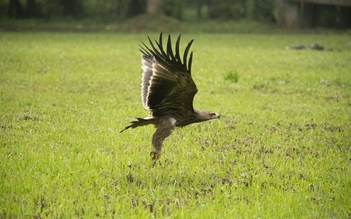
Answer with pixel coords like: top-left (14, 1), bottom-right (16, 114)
top-left (150, 151), bottom-right (161, 160)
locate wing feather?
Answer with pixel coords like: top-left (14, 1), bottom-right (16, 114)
top-left (175, 35), bottom-right (182, 62)
top-left (166, 35), bottom-right (174, 61)
top-left (183, 40), bottom-right (194, 74)
top-left (155, 33), bottom-right (168, 57)
top-left (188, 52), bottom-right (193, 74)
top-left (141, 55), bottom-right (153, 109)
top-left (140, 33), bottom-right (197, 117)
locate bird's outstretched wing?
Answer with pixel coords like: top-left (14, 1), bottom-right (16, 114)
top-left (140, 33), bottom-right (198, 117)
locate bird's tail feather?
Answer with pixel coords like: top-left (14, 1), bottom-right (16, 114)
top-left (120, 117), bottom-right (155, 133)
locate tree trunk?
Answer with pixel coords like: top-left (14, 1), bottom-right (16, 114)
top-left (146, 0), bottom-right (164, 16)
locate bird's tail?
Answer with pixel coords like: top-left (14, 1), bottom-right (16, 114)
top-left (120, 117), bottom-right (155, 133)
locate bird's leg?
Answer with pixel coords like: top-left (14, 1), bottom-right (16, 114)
top-left (150, 143), bottom-right (162, 167)
top-left (150, 152), bottom-right (161, 167)
top-left (150, 118), bottom-right (175, 165)
top-left (150, 136), bottom-right (163, 163)
top-left (150, 151), bottom-right (162, 161)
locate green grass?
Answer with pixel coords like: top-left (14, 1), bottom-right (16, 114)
top-left (1, 32), bottom-right (350, 218)
top-left (224, 70), bottom-right (240, 83)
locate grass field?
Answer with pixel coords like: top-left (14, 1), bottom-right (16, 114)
top-left (1, 31), bottom-right (350, 218)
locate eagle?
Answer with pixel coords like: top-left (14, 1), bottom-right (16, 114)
top-left (120, 33), bottom-right (220, 162)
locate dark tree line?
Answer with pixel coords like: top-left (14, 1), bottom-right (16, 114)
top-left (5, 0), bottom-right (276, 23)
top-left (7, 0), bottom-right (83, 19)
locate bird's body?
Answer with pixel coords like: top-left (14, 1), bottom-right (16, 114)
top-left (120, 33), bottom-right (220, 161)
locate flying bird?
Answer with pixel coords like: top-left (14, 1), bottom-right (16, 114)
top-left (120, 33), bottom-right (220, 162)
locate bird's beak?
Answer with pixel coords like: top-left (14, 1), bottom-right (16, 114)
top-left (215, 113), bottom-right (220, 119)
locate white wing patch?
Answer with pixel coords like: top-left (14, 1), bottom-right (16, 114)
top-left (141, 55), bottom-right (154, 110)
top-left (169, 117), bottom-right (176, 126)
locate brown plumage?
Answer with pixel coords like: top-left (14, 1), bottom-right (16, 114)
top-left (120, 33), bottom-right (220, 161)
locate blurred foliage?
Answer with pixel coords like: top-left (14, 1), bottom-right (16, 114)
top-left (1, 0), bottom-right (344, 28)
top-left (249, 0), bottom-right (276, 23)
top-left (164, 0), bottom-right (184, 20)
top-left (208, 0), bottom-right (247, 20)
top-left (1, 0), bottom-right (277, 23)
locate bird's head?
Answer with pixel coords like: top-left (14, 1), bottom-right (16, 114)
top-left (194, 109), bottom-right (220, 122)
